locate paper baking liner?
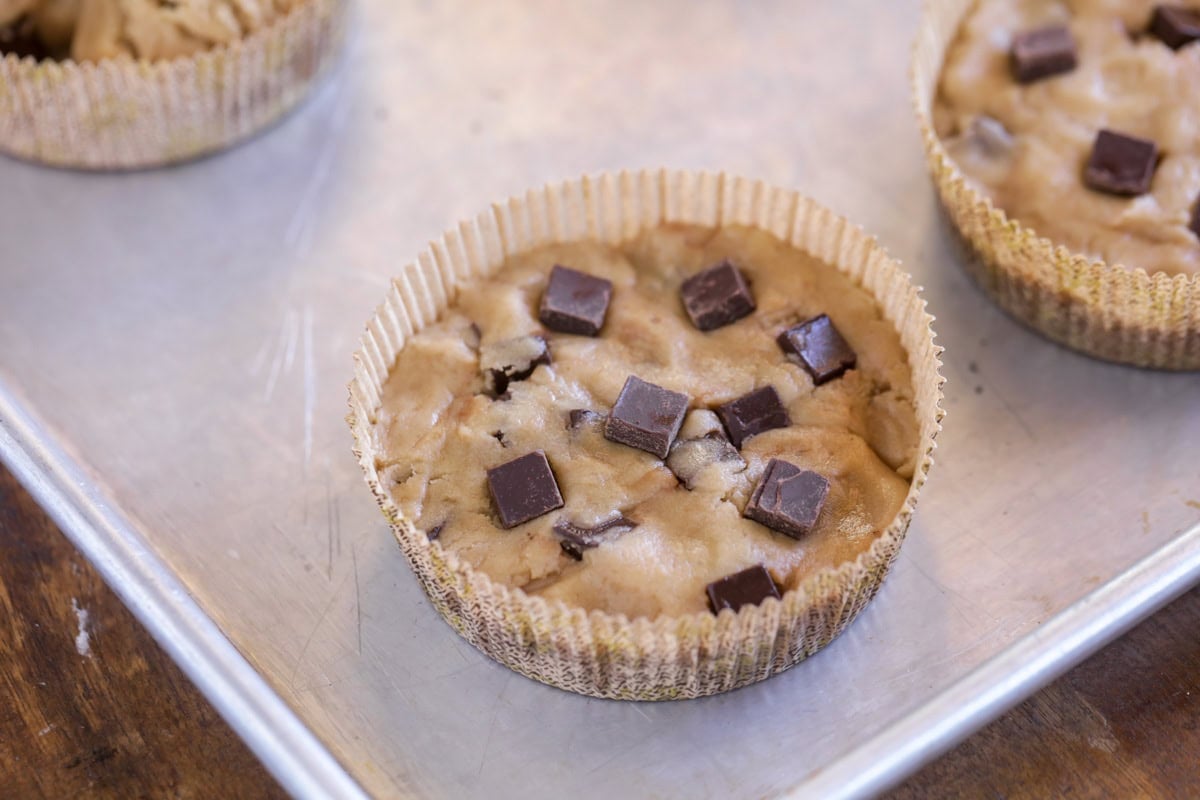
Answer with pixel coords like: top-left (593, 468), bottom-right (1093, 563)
top-left (0, 0), bottom-right (345, 170)
top-left (913, 0), bottom-right (1200, 370)
top-left (347, 169), bottom-right (945, 700)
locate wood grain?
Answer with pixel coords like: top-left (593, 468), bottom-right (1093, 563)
top-left (0, 456), bottom-right (1196, 799)
top-left (891, 584), bottom-right (1200, 800)
top-left (0, 465), bottom-right (284, 799)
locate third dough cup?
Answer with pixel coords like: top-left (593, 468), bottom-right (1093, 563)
top-left (913, 0), bottom-right (1200, 370)
top-left (348, 169), bottom-right (945, 700)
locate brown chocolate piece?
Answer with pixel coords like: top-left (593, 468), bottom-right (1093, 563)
top-left (426, 522), bottom-right (445, 541)
top-left (706, 565), bottom-right (781, 614)
top-left (1190, 196), bottom-right (1200, 239)
top-left (0, 18), bottom-right (49, 61)
top-left (604, 375), bottom-right (690, 458)
top-left (1084, 130), bottom-right (1159, 197)
top-left (744, 459), bottom-right (829, 539)
top-left (539, 265), bottom-right (614, 336)
top-left (481, 335), bottom-right (551, 397)
top-left (777, 314), bottom-right (857, 385)
top-left (1150, 5), bottom-right (1200, 49)
top-left (1009, 25), bottom-right (1077, 83)
top-left (715, 386), bottom-right (790, 449)
top-left (680, 260), bottom-right (756, 331)
top-left (553, 515), bottom-right (638, 560)
top-left (486, 450), bottom-right (564, 529)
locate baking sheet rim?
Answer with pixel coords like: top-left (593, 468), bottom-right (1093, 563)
top-left (0, 376), bottom-right (370, 800)
top-left (1, 372), bottom-right (1197, 799)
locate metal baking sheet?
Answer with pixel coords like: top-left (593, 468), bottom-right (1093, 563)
top-left (2, 1), bottom-right (1199, 798)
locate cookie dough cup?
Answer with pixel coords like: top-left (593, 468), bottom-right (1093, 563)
top-left (348, 169), bottom-right (944, 700)
top-left (913, 0), bottom-right (1200, 369)
top-left (0, 0), bottom-right (345, 169)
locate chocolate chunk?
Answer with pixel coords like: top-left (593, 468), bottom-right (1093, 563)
top-left (426, 522), bottom-right (445, 541)
top-left (1083, 130), bottom-right (1159, 197)
top-left (1150, 5), bottom-right (1200, 49)
top-left (539, 265), bottom-right (614, 336)
top-left (680, 260), bottom-right (756, 331)
top-left (777, 314), bottom-right (857, 385)
top-left (604, 376), bottom-right (690, 458)
top-left (715, 386), bottom-right (791, 449)
top-left (666, 432), bottom-right (746, 490)
top-left (0, 18), bottom-right (50, 61)
top-left (743, 459), bottom-right (829, 539)
top-left (706, 565), bottom-right (781, 614)
top-left (486, 450), bottom-right (564, 529)
top-left (553, 515), bottom-right (638, 560)
top-left (1009, 25), bottom-right (1077, 83)
top-left (568, 408), bottom-right (602, 429)
top-left (480, 335), bottom-right (551, 397)
top-left (1190, 196), bottom-right (1200, 239)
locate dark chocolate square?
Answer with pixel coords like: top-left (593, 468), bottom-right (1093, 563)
top-left (1010, 25), bottom-right (1077, 83)
top-left (715, 386), bottom-right (791, 449)
top-left (604, 375), bottom-right (690, 458)
top-left (706, 565), bottom-right (781, 614)
top-left (777, 314), bottom-right (857, 385)
top-left (680, 260), bottom-right (756, 331)
top-left (743, 459), bottom-right (829, 539)
top-left (1150, 5), bottom-right (1200, 49)
top-left (539, 265), bottom-right (614, 336)
top-left (1084, 130), bottom-right (1159, 197)
top-left (486, 450), bottom-right (564, 529)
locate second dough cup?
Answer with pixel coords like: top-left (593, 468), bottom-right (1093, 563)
top-left (348, 169), bottom-right (944, 700)
top-left (913, 0), bottom-right (1200, 370)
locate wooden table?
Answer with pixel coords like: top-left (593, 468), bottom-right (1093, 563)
top-left (1, 462), bottom-right (1196, 799)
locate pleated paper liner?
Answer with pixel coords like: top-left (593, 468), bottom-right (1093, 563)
top-left (913, 0), bottom-right (1200, 370)
top-left (347, 169), bottom-right (945, 700)
top-left (0, 0), bottom-right (346, 170)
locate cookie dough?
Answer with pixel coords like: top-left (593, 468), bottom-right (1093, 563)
top-left (371, 224), bottom-right (919, 620)
top-left (935, 0), bottom-right (1200, 276)
top-left (0, 0), bottom-right (38, 30)
top-left (1, 0), bottom-right (302, 61)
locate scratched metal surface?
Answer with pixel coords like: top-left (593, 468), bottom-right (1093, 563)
top-left (1, 1), bottom-right (1199, 797)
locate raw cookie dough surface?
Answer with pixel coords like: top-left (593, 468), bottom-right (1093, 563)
top-left (935, 0), bottom-right (1200, 276)
top-left (73, 0), bottom-right (303, 61)
top-left (1, 0), bottom-right (303, 60)
top-left (372, 225), bottom-right (919, 620)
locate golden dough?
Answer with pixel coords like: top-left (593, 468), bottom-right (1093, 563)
top-left (72, 0), bottom-right (126, 60)
top-left (32, 0), bottom-right (78, 53)
top-left (0, 0), bottom-right (37, 29)
top-left (0, 0), bottom-right (304, 61)
top-left (936, 0), bottom-right (1200, 276)
top-left (372, 225), bottom-right (919, 619)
